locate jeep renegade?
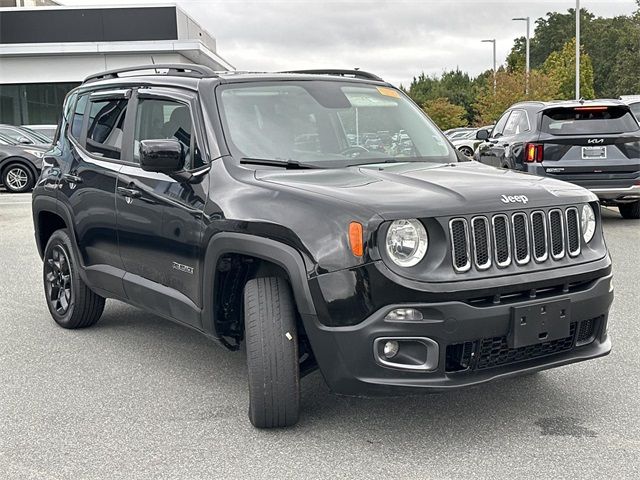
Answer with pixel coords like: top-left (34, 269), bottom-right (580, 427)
top-left (32, 65), bottom-right (613, 428)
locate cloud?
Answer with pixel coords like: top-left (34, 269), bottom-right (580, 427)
top-left (62, 0), bottom-right (638, 86)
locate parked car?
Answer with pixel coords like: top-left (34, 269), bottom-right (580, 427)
top-left (452, 126), bottom-right (493, 157)
top-left (0, 124), bottom-right (51, 147)
top-left (21, 124), bottom-right (58, 142)
top-left (444, 127), bottom-right (475, 139)
top-left (0, 133), bottom-right (47, 192)
top-left (475, 100), bottom-right (640, 219)
top-left (33, 64), bottom-right (613, 428)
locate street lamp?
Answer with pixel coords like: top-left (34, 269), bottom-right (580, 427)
top-left (481, 39), bottom-right (497, 93)
top-left (576, 0), bottom-right (581, 99)
top-left (513, 16), bottom-right (530, 95)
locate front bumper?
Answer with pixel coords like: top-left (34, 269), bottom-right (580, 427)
top-left (303, 271), bottom-right (613, 396)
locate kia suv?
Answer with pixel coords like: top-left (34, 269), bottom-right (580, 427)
top-left (475, 100), bottom-right (640, 219)
top-left (32, 65), bottom-right (613, 428)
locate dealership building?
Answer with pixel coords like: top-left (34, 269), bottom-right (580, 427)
top-left (0, 3), bottom-right (234, 125)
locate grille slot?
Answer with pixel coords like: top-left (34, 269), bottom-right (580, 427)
top-left (511, 213), bottom-right (530, 265)
top-left (566, 207), bottom-right (581, 257)
top-left (449, 219), bottom-right (471, 272)
top-left (530, 211), bottom-right (548, 262)
top-left (548, 209), bottom-right (565, 259)
top-left (471, 216), bottom-right (491, 270)
top-left (492, 214), bottom-right (511, 267)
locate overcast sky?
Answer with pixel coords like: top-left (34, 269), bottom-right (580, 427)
top-left (62, 0), bottom-right (637, 86)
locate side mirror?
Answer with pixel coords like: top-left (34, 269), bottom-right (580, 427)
top-left (139, 139), bottom-right (184, 174)
top-left (476, 129), bottom-right (489, 141)
top-left (18, 136), bottom-right (33, 145)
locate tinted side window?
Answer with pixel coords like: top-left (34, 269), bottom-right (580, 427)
top-left (133, 98), bottom-right (203, 169)
top-left (70, 94), bottom-right (88, 140)
top-left (503, 110), bottom-right (529, 136)
top-left (492, 111), bottom-right (511, 137)
top-left (86, 98), bottom-right (128, 160)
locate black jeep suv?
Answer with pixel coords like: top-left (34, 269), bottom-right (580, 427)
top-left (32, 65), bottom-right (613, 428)
top-left (475, 100), bottom-right (640, 219)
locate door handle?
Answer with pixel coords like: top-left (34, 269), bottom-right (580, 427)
top-left (117, 186), bottom-right (142, 198)
top-left (62, 173), bottom-right (83, 184)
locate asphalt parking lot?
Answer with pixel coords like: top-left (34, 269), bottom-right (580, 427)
top-left (0, 191), bottom-right (639, 479)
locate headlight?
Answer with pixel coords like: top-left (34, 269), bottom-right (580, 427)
top-left (581, 204), bottom-right (596, 243)
top-left (385, 219), bottom-right (428, 267)
top-left (24, 149), bottom-right (45, 159)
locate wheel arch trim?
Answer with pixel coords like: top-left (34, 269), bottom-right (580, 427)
top-left (201, 232), bottom-right (317, 336)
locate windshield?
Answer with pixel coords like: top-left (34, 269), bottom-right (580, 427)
top-left (217, 81), bottom-right (456, 167)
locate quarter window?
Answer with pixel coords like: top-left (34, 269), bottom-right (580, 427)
top-left (133, 98), bottom-right (203, 169)
top-left (85, 98), bottom-right (128, 160)
top-left (70, 94), bottom-right (88, 140)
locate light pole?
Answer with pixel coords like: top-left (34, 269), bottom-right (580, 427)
top-left (513, 16), bottom-right (530, 95)
top-left (481, 39), bottom-right (497, 93)
top-left (576, 0), bottom-right (581, 99)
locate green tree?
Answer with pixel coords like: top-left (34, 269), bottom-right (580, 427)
top-left (422, 97), bottom-right (468, 130)
top-left (543, 38), bottom-right (595, 99)
top-left (473, 69), bottom-right (560, 125)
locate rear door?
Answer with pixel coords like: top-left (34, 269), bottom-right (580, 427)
top-left (537, 105), bottom-right (640, 188)
top-left (58, 89), bottom-right (132, 297)
top-left (115, 87), bottom-right (209, 328)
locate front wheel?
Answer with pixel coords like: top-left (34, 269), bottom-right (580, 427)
top-left (458, 146), bottom-right (474, 158)
top-left (244, 277), bottom-right (300, 428)
top-left (43, 229), bottom-right (105, 329)
top-left (619, 201), bottom-right (640, 219)
top-left (2, 163), bottom-right (34, 193)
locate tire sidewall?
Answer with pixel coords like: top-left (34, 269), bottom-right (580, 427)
top-left (3, 163), bottom-right (34, 193)
top-left (43, 229), bottom-right (81, 327)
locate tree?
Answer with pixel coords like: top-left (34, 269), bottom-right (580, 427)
top-left (543, 38), bottom-right (595, 99)
top-left (473, 69), bottom-right (560, 125)
top-left (422, 97), bottom-right (468, 130)
top-left (407, 69), bottom-right (480, 123)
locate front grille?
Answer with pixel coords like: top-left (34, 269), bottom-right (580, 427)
top-left (444, 323), bottom-right (577, 372)
top-left (450, 206), bottom-right (584, 273)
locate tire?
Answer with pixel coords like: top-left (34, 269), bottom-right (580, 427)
top-left (43, 229), bottom-right (105, 329)
top-left (2, 162), bottom-right (34, 193)
top-left (618, 201), bottom-right (640, 219)
top-left (458, 146), bottom-right (474, 158)
top-left (244, 277), bottom-right (300, 428)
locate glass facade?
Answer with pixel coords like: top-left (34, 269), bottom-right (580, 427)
top-left (0, 82), bottom-right (78, 125)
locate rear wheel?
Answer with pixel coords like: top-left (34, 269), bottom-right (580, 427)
top-left (619, 201), bottom-right (640, 219)
top-left (2, 163), bottom-right (34, 193)
top-left (43, 229), bottom-right (105, 329)
top-left (244, 277), bottom-right (300, 428)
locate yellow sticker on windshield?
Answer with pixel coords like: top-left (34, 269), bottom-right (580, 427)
top-left (376, 87), bottom-right (400, 98)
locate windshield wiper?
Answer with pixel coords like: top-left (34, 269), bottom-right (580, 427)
top-left (240, 157), bottom-right (316, 169)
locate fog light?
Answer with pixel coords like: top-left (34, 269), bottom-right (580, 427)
top-left (383, 340), bottom-right (400, 359)
top-left (384, 308), bottom-right (424, 322)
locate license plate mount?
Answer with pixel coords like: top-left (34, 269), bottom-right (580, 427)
top-left (508, 299), bottom-right (571, 349)
top-left (581, 146), bottom-right (606, 159)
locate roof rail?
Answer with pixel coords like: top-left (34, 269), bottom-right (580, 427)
top-left (83, 64), bottom-right (217, 84)
top-left (283, 69), bottom-right (385, 82)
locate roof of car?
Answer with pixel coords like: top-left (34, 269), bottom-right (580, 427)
top-left (510, 99), bottom-right (628, 111)
top-left (78, 64), bottom-right (391, 92)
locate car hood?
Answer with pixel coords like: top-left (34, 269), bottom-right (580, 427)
top-left (255, 161), bottom-right (596, 219)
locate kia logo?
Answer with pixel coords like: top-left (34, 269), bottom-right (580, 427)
top-left (501, 195), bottom-right (529, 204)
top-left (588, 138), bottom-right (604, 144)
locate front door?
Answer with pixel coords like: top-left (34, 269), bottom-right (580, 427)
top-left (115, 88), bottom-right (209, 328)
